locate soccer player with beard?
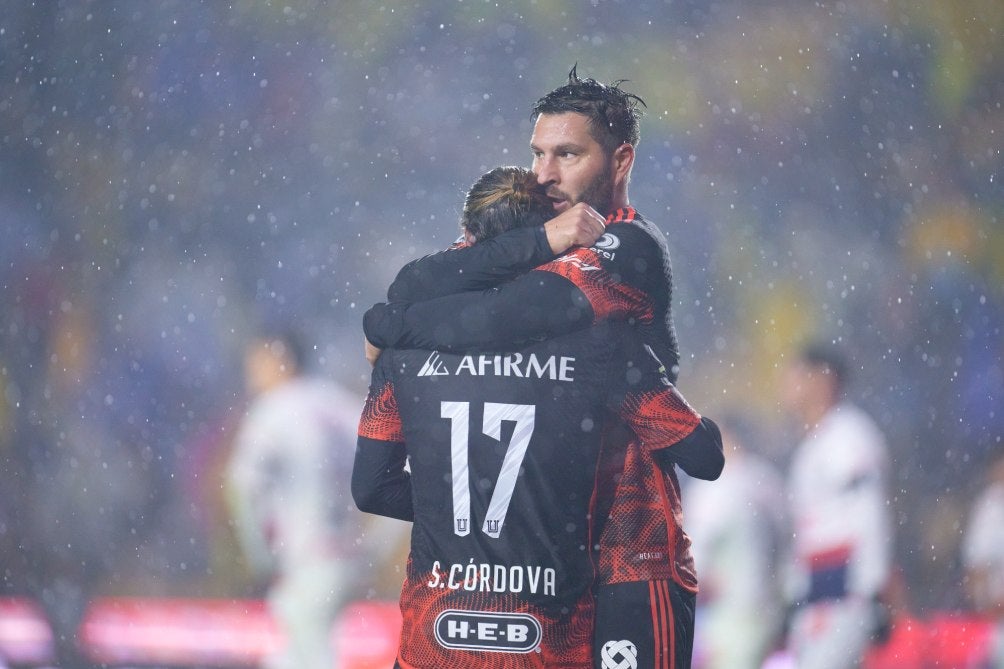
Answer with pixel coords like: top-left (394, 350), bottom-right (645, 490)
top-left (364, 70), bottom-right (716, 668)
top-left (367, 67), bottom-right (680, 384)
top-left (355, 166), bottom-right (721, 669)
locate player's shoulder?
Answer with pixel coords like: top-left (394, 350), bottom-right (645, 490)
top-left (599, 208), bottom-right (667, 253)
top-left (606, 206), bottom-right (658, 230)
top-left (811, 403), bottom-right (888, 467)
top-left (825, 403), bottom-right (886, 444)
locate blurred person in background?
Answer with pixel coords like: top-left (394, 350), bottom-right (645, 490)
top-left (962, 445), bottom-right (1004, 668)
top-left (685, 413), bottom-right (787, 669)
top-left (780, 341), bottom-right (893, 669)
top-left (226, 329), bottom-right (366, 669)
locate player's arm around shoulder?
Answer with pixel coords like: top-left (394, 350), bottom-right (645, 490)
top-left (387, 225), bottom-right (555, 302)
top-left (360, 205), bottom-right (606, 352)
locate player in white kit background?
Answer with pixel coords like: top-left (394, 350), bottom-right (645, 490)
top-left (780, 341), bottom-right (893, 669)
top-left (962, 446), bottom-right (1004, 668)
top-left (686, 415), bottom-right (787, 669)
top-left (227, 329), bottom-right (367, 669)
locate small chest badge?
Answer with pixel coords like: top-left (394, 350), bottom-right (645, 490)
top-left (593, 233), bottom-right (621, 251)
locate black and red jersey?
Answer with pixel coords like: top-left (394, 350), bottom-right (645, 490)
top-left (355, 323), bottom-right (700, 669)
top-left (363, 208), bottom-right (720, 593)
top-left (366, 207), bottom-right (680, 382)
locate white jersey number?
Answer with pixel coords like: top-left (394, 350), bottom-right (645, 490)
top-left (440, 401), bottom-right (536, 538)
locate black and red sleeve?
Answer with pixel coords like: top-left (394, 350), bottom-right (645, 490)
top-left (655, 417), bottom-right (724, 481)
top-left (387, 225), bottom-right (554, 302)
top-left (353, 355), bottom-right (413, 521)
top-left (607, 333), bottom-right (723, 481)
top-left (364, 220), bottom-right (663, 353)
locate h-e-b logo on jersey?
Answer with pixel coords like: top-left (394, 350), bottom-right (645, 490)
top-left (434, 610), bottom-right (541, 653)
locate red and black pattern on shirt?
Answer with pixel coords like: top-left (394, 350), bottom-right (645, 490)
top-left (394, 556), bottom-right (593, 669)
top-left (357, 379), bottom-right (404, 443)
top-left (534, 206), bottom-right (662, 328)
top-left (618, 385), bottom-right (700, 447)
top-left (606, 207), bottom-right (680, 383)
top-left (536, 248), bottom-right (654, 325)
top-left (596, 444), bottom-right (697, 591)
top-left (598, 387), bottom-right (700, 590)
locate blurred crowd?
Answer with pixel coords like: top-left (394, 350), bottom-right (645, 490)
top-left (0, 0), bottom-right (1001, 664)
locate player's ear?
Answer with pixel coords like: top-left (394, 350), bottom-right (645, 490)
top-left (612, 143), bottom-right (634, 186)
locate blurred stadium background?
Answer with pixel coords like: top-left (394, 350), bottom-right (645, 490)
top-left (1, 1), bottom-right (1001, 667)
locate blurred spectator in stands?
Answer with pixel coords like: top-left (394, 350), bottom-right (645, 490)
top-left (962, 445), bottom-right (1004, 668)
top-left (226, 328), bottom-right (365, 669)
top-left (780, 341), bottom-right (894, 669)
top-left (687, 412), bottom-right (787, 669)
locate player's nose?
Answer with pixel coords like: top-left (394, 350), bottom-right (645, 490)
top-left (534, 158), bottom-right (558, 186)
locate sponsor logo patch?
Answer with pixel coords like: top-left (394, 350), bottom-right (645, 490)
top-left (434, 610), bottom-right (541, 653)
top-left (416, 352), bottom-right (576, 382)
top-left (593, 232), bottom-right (621, 251)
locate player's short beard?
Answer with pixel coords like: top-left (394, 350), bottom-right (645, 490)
top-left (574, 167), bottom-right (614, 216)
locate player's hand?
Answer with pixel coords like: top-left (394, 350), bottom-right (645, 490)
top-left (365, 337), bottom-right (382, 367)
top-left (544, 203), bottom-right (605, 254)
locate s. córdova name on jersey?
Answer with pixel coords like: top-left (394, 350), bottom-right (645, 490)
top-left (427, 560), bottom-right (557, 597)
top-left (417, 351), bottom-right (575, 382)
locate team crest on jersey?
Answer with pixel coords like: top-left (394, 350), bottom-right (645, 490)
top-left (434, 610), bottom-right (541, 652)
top-left (592, 232), bottom-right (621, 251)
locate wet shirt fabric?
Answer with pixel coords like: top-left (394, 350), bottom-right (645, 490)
top-left (364, 208), bottom-right (711, 591)
top-left (365, 207), bottom-right (680, 383)
top-left (355, 323), bottom-right (701, 669)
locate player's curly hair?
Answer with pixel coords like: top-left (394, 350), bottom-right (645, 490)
top-left (531, 64), bottom-right (647, 152)
top-left (461, 166), bottom-right (552, 243)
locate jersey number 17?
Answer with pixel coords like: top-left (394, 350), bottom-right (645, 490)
top-left (440, 401), bottom-right (536, 539)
